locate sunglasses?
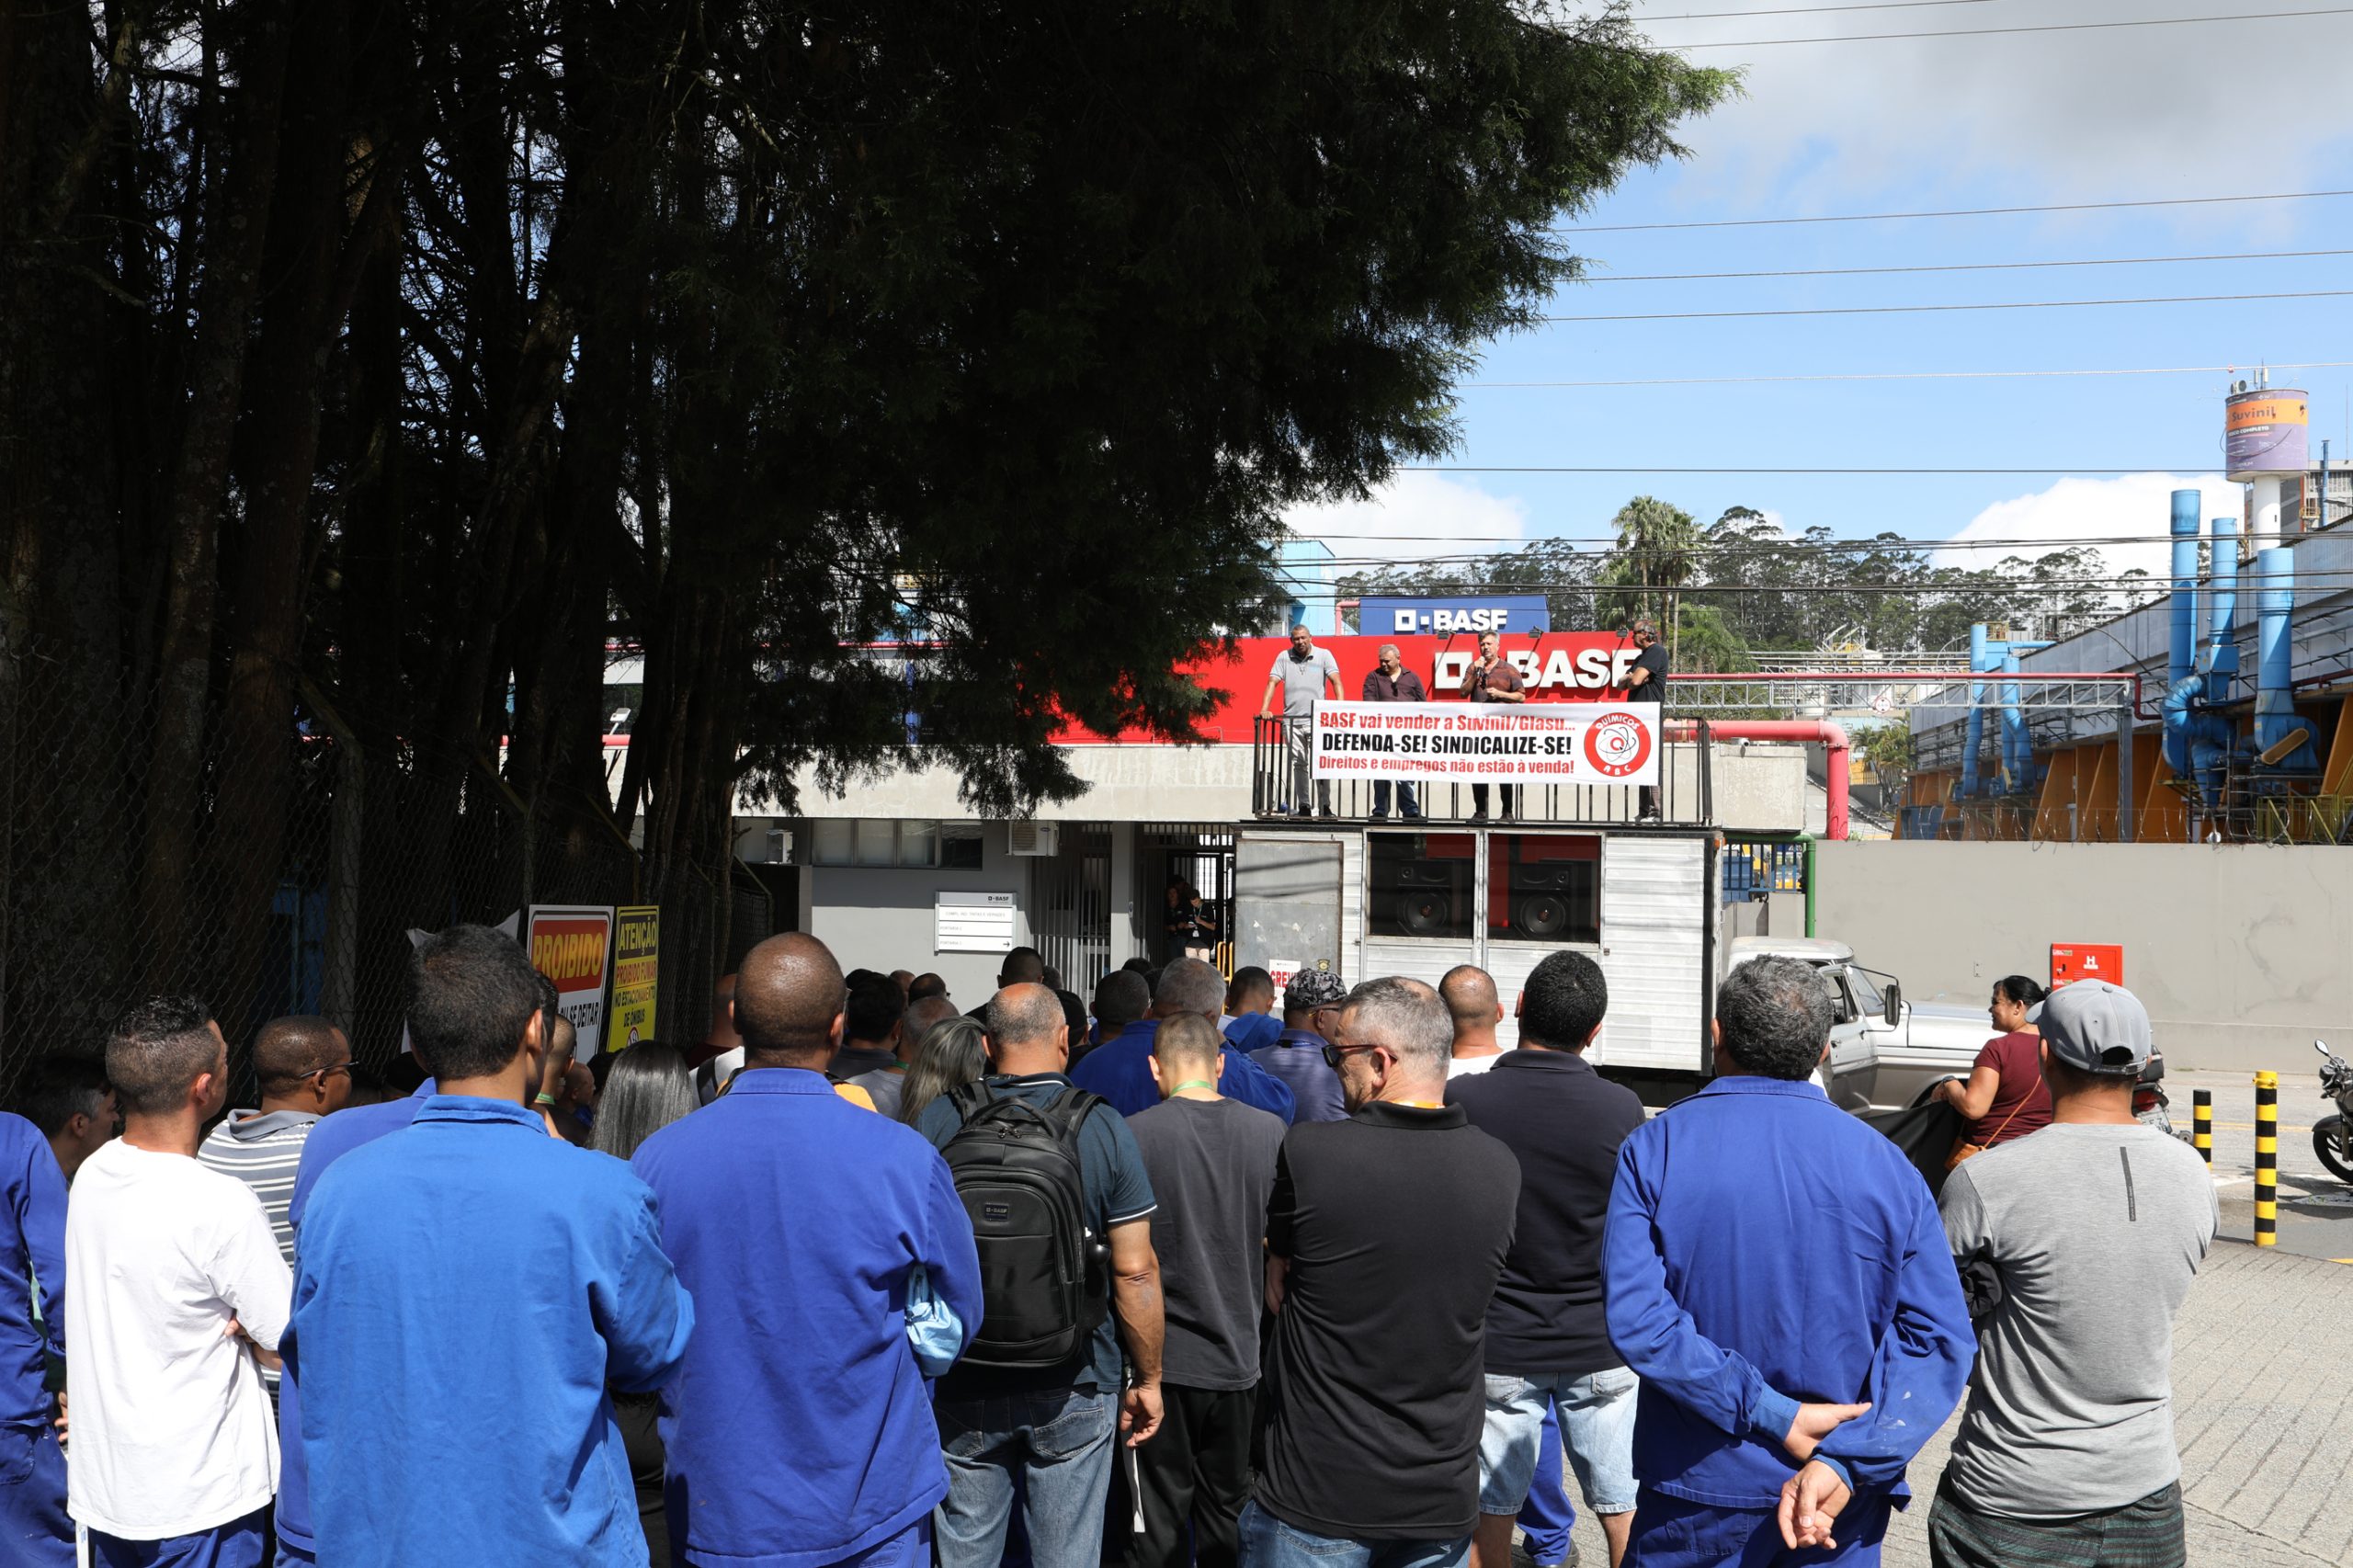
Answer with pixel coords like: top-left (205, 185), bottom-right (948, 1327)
top-left (1321, 1042), bottom-right (1384, 1071)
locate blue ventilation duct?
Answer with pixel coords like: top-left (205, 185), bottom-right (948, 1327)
top-left (2253, 547), bottom-right (2319, 771)
top-left (1960, 623), bottom-right (1989, 797)
top-left (2162, 490), bottom-right (2201, 777)
top-left (2201, 516), bottom-right (2239, 705)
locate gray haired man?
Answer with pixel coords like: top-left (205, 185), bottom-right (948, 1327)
top-left (1926, 980), bottom-right (2215, 1568)
top-left (1361, 642), bottom-right (1427, 821)
top-left (1245, 978), bottom-right (1520, 1567)
top-left (1258, 621), bottom-right (1340, 818)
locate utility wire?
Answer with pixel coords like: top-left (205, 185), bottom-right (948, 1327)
top-left (1580, 247), bottom-right (2353, 282)
top-left (1466, 359), bottom-right (2353, 388)
top-left (1562, 188), bottom-right (2353, 233)
top-left (1639, 0), bottom-right (1986, 17)
top-left (1540, 288), bottom-right (2353, 322)
top-left (1659, 6), bottom-right (2353, 49)
top-left (1404, 466), bottom-right (2214, 474)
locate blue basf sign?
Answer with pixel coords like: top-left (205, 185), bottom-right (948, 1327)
top-left (1359, 594), bottom-right (1552, 637)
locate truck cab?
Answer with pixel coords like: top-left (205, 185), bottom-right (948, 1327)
top-left (1721, 936), bottom-right (1987, 1112)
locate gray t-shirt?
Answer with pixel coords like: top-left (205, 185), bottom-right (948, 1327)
top-left (1126, 1096), bottom-right (1288, 1389)
top-left (1938, 1123), bottom-right (2217, 1519)
top-left (1270, 646), bottom-right (1341, 718)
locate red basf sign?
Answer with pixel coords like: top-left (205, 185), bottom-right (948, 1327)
top-left (2050, 943), bottom-right (2124, 988)
top-left (1060, 631), bottom-right (1645, 744)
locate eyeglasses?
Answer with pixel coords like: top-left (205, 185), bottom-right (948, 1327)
top-left (303, 1061), bottom-right (356, 1083)
top-left (1321, 1043), bottom-right (1383, 1071)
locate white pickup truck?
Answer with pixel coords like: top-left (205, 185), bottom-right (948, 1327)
top-left (1722, 936), bottom-right (1993, 1113)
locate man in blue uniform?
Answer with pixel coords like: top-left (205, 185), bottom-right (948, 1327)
top-left (288, 924), bottom-right (694, 1567)
top-left (1070, 959), bottom-right (1294, 1123)
top-left (0, 1110), bottom-right (71, 1564)
top-left (635, 933), bottom-right (982, 1566)
top-left (1248, 970), bottom-right (1347, 1124)
top-left (1602, 955), bottom-right (1972, 1566)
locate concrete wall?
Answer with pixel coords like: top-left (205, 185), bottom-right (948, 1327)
top-left (797, 823), bottom-right (1030, 1006)
top-left (1814, 841), bottom-right (2353, 1072)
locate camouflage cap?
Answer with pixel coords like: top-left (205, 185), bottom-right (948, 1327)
top-left (1284, 967), bottom-right (1347, 1010)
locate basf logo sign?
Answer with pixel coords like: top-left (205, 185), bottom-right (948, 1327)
top-left (1359, 594), bottom-right (1551, 637)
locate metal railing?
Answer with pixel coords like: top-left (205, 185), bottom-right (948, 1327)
top-left (1251, 715), bottom-right (1713, 828)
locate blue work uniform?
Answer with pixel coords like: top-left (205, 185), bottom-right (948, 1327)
top-left (269, 1078), bottom-right (436, 1566)
top-left (1222, 1013), bottom-right (1281, 1056)
top-left (0, 1113), bottom-right (71, 1566)
top-left (1602, 1074), bottom-right (1973, 1566)
top-left (1249, 1031), bottom-right (1347, 1124)
top-left (1070, 1019), bottom-right (1296, 1123)
top-left (288, 1096), bottom-right (694, 1568)
top-left (633, 1067), bottom-right (983, 1567)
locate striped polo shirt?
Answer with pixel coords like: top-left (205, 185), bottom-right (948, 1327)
top-left (198, 1108), bottom-right (324, 1268)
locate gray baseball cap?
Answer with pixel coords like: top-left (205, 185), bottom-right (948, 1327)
top-left (2027, 979), bottom-right (2152, 1075)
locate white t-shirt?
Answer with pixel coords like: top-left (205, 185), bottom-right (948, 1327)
top-left (65, 1137), bottom-right (291, 1539)
top-left (1446, 1053), bottom-right (1504, 1080)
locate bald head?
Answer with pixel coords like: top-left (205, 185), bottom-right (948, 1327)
top-left (254, 1016), bottom-right (347, 1086)
top-left (904, 993), bottom-right (961, 1042)
top-left (1440, 963), bottom-right (1504, 1055)
top-left (1152, 957), bottom-right (1225, 1022)
top-left (986, 983), bottom-right (1070, 1075)
top-left (734, 934), bottom-right (846, 1066)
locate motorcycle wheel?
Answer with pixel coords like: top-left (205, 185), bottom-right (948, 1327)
top-left (2314, 1116), bottom-right (2353, 1186)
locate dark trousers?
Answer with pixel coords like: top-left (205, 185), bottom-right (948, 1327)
top-left (1120, 1383), bottom-right (1256, 1568)
top-left (614, 1388), bottom-right (669, 1568)
top-left (1471, 783), bottom-right (1518, 819)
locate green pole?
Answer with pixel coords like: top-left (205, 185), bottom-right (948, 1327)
top-left (1803, 834), bottom-right (1818, 937)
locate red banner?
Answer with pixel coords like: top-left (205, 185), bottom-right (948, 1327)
top-left (1063, 631), bottom-right (1643, 744)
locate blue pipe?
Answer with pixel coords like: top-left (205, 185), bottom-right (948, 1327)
top-left (2163, 490), bottom-right (2201, 777)
top-left (2201, 516), bottom-right (2239, 707)
top-left (2254, 546), bottom-right (2319, 770)
top-left (1961, 624), bottom-right (1988, 797)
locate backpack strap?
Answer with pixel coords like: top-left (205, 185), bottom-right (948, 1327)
top-left (946, 1079), bottom-right (998, 1125)
top-left (1036, 1086), bottom-right (1108, 1149)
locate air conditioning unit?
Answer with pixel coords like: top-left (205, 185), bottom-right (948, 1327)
top-left (1007, 821), bottom-right (1061, 857)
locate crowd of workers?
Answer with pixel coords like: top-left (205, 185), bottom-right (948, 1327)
top-left (0, 923), bottom-right (2215, 1568)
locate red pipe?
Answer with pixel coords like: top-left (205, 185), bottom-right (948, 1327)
top-left (1667, 719), bottom-right (1852, 842)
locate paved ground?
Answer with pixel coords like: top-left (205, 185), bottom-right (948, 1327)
top-left (2174, 1067), bottom-right (2353, 1261)
top-left (1529, 1242), bottom-right (2353, 1566)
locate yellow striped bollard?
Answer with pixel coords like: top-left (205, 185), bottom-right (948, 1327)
top-left (2193, 1089), bottom-right (2211, 1166)
top-left (2255, 1071), bottom-right (2278, 1246)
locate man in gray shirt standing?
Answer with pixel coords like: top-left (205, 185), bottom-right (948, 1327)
top-left (1924, 980), bottom-right (2216, 1568)
top-left (1258, 621), bottom-right (1340, 817)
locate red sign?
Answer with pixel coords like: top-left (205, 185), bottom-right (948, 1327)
top-left (1061, 631), bottom-right (1643, 744)
top-left (2050, 943), bottom-right (2124, 988)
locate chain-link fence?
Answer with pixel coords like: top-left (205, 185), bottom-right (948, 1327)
top-left (0, 632), bottom-right (756, 1107)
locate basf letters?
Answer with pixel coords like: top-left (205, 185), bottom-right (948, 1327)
top-left (1359, 594), bottom-right (1551, 637)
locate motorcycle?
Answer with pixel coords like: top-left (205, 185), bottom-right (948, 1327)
top-left (2132, 1049), bottom-right (2177, 1138)
top-left (2312, 1040), bottom-right (2353, 1185)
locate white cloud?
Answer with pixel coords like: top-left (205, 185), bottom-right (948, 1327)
top-left (1936, 472), bottom-right (2243, 581)
top-left (1632, 1), bottom-right (2353, 211)
top-left (1281, 471), bottom-right (1529, 549)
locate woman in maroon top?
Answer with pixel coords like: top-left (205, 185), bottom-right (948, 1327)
top-left (1933, 973), bottom-right (2052, 1147)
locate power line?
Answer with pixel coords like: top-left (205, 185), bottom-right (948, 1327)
top-left (1659, 6), bottom-right (2353, 50)
top-left (1540, 288), bottom-right (2353, 323)
top-left (1464, 359), bottom-right (2353, 388)
top-left (1562, 188), bottom-right (2353, 233)
top-left (1639, 0), bottom-right (1987, 17)
top-left (1403, 466), bottom-right (2201, 474)
top-left (1581, 247), bottom-right (2353, 282)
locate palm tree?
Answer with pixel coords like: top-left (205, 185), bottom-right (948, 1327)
top-left (1607, 495), bottom-right (1701, 665)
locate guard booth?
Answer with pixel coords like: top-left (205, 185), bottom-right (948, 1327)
top-left (1233, 720), bottom-right (1724, 1074)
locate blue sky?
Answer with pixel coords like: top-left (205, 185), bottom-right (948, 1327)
top-left (1289, 0), bottom-right (2353, 586)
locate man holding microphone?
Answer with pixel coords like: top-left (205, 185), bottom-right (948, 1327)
top-left (1461, 631), bottom-right (1525, 823)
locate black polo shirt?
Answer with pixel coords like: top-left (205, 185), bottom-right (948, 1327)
top-left (1256, 1100), bottom-right (1519, 1541)
top-left (1446, 1048), bottom-right (1646, 1376)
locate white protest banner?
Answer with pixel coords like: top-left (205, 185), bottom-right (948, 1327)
top-left (1310, 700), bottom-right (1659, 787)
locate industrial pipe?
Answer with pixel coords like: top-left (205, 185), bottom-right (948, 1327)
top-left (2202, 515), bottom-right (2239, 704)
top-left (2164, 489), bottom-right (2201, 776)
top-left (1667, 718), bottom-right (1852, 842)
top-left (2253, 546), bottom-right (2319, 769)
top-left (1961, 624), bottom-right (1989, 798)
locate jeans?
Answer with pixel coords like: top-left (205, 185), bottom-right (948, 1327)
top-left (0, 1422), bottom-right (74, 1568)
top-left (1281, 720), bottom-right (1330, 815)
top-left (1480, 1368), bottom-right (1640, 1517)
top-left (1236, 1499), bottom-right (1469, 1568)
top-left (1470, 783), bottom-right (1517, 819)
top-left (936, 1386), bottom-right (1120, 1568)
top-left (1624, 1486), bottom-right (1891, 1567)
top-left (1123, 1383), bottom-right (1255, 1568)
top-left (92, 1507), bottom-right (270, 1568)
top-left (1514, 1404), bottom-right (1574, 1567)
top-left (1370, 781), bottom-right (1420, 818)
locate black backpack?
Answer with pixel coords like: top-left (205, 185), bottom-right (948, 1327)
top-left (940, 1081), bottom-right (1111, 1369)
